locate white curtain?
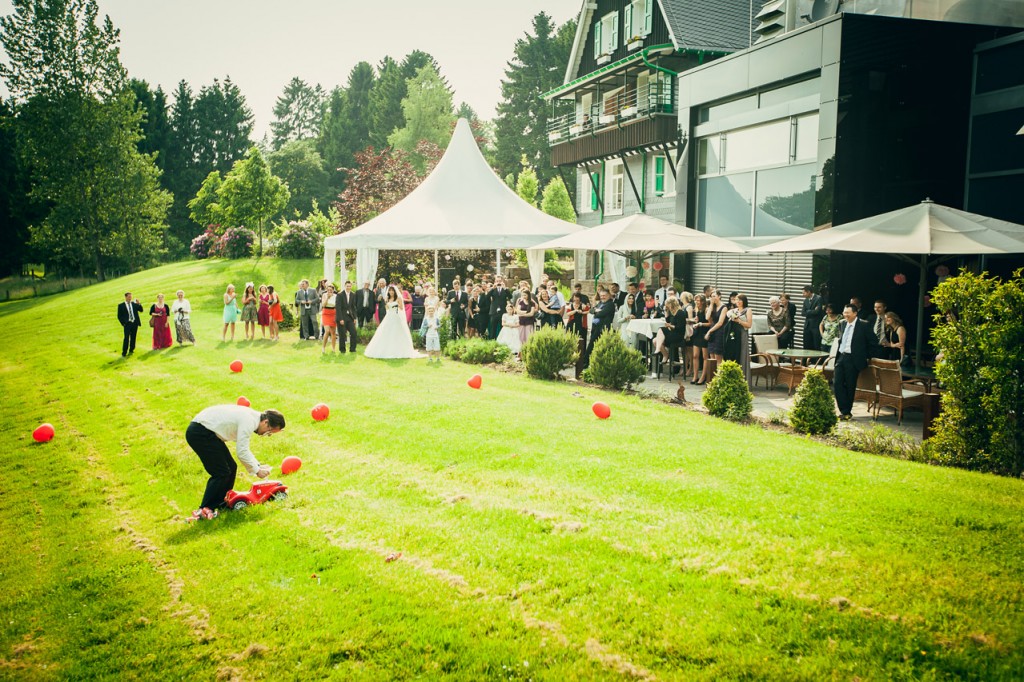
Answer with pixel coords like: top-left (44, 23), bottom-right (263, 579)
top-left (338, 249), bottom-right (348, 285)
top-left (526, 248), bottom-right (545, 290)
top-left (604, 251), bottom-right (627, 286)
top-left (356, 248), bottom-right (379, 287)
top-left (323, 249), bottom-right (337, 285)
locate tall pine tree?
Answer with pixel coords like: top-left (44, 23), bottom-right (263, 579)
top-left (494, 12), bottom-right (576, 187)
top-left (270, 77), bottom-right (326, 150)
top-left (368, 56), bottom-right (405, 149)
top-left (194, 76), bottom-right (254, 175)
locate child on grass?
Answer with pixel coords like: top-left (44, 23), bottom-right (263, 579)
top-left (419, 305), bottom-right (442, 362)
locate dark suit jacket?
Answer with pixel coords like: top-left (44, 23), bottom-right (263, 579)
top-left (837, 318), bottom-right (878, 371)
top-left (612, 291), bottom-right (627, 309)
top-left (117, 301), bottom-right (143, 328)
top-left (355, 287), bottom-right (374, 314)
top-left (448, 290), bottom-right (468, 319)
top-left (628, 297), bottom-right (645, 318)
top-left (590, 298), bottom-right (615, 329)
top-left (336, 290), bottom-right (357, 322)
top-left (489, 287), bottom-right (512, 316)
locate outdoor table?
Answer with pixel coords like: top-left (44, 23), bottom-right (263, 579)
top-left (766, 348), bottom-right (830, 394)
top-left (626, 318), bottom-right (667, 377)
top-left (901, 367), bottom-right (936, 392)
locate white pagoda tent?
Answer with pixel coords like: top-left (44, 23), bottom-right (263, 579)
top-left (323, 118), bottom-right (583, 286)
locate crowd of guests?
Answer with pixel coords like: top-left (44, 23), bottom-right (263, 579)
top-left (117, 273), bottom-right (910, 378)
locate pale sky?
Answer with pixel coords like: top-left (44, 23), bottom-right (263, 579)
top-left (0, 0), bottom-right (582, 138)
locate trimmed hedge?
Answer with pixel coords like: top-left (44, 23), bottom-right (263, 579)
top-left (520, 326), bottom-right (579, 380)
top-left (582, 330), bottom-right (646, 390)
top-left (701, 360), bottom-right (753, 421)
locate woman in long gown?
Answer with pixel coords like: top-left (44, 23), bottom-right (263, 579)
top-left (364, 286), bottom-right (425, 359)
top-left (257, 285), bottom-right (271, 339)
top-left (150, 293), bottom-right (173, 349)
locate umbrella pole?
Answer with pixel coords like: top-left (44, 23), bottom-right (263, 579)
top-left (915, 254), bottom-right (926, 375)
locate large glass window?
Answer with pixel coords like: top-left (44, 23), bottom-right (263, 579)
top-left (759, 78), bottom-right (821, 108)
top-left (723, 119), bottom-right (790, 172)
top-left (697, 173), bottom-right (754, 237)
top-left (698, 136), bottom-right (721, 175)
top-left (754, 164), bottom-right (816, 236)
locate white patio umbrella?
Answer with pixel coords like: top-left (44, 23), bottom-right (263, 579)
top-left (751, 199), bottom-right (1024, 371)
top-left (533, 213), bottom-right (746, 282)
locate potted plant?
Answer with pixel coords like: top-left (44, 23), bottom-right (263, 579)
top-left (596, 52), bottom-right (611, 65)
top-left (627, 35), bottom-right (643, 50)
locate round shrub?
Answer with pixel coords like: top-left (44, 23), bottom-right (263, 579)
top-left (444, 338), bottom-right (511, 364)
top-left (220, 226), bottom-right (255, 259)
top-left (277, 222), bottom-right (322, 259)
top-left (190, 226), bottom-right (219, 259)
top-left (789, 368), bottom-right (838, 435)
top-left (701, 360), bottom-right (753, 421)
top-left (520, 326), bottom-right (579, 380)
top-left (582, 330), bottom-right (647, 390)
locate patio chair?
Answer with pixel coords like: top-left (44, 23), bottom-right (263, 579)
top-left (853, 358), bottom-right (890, 412)
top-left (873, 359), bottom-right (928, 424)
top-left (749, 352), bottom-right (777, 389)
top-left (752, 334), bottom-right (779, 355)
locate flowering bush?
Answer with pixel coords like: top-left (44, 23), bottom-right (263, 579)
top-left (190, 225), bottom-right (222, 259)
top-left (277, 221), bottom-right (322, 259)
top-left (219, 227), bottom-right (256, 259)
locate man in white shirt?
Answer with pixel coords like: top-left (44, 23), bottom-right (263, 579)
top-left (185, 405), bottom-right (285, 521)
top-left (654, 275), bottom-right (670, 307)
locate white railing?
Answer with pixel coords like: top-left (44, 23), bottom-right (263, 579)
top-left (546, 82), bottom-right (673, 143)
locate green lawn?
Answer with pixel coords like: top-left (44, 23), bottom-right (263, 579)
top-left (1, 258), bottom-right (1021, 680)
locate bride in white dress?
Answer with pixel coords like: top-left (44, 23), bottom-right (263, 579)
top-left (364, 285), bottom-right (425, 359)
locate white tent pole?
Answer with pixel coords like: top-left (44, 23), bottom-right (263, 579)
top-left (496, 248), bottom-right (502, 277)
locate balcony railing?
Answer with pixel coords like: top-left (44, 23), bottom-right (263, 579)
top-left (546, 83), bottom-right (674, 144)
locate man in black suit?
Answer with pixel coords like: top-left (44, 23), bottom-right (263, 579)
top-left (833, 304), bottom-right (879, 420)
top-left (335, 281), bottom-right (359, 352)
top-left (868, 299), bottom-right (888, 345)
top-left (609, 282), bottom-right (626, 309)
top-left (447, 282), bottom-right (468, 339)
top-left (477, 282), bottom-right (493, 337)
top-left (117, 292), bottom-right (144, 356)
top-left (489, 276), bottom-right (512, 339)
top-left (355, 281), bottom-right (375, 327)
top-left (585, 287), bottom-right (615, 364)
top-left (801, 285), bottom-right (824, 350)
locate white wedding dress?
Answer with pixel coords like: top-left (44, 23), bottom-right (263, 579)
top-left (364, 301), bottom-right (425, 359)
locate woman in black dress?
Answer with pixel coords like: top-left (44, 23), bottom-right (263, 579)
top-left (688, 293), bottom-right (709, 384)
top-left (702, 290), bottom-right (728, 382)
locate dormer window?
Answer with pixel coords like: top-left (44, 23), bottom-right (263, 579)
top-left (624, 0), bottom-right (653, 49)
top-left (593, 11), bottom-right (619, 62)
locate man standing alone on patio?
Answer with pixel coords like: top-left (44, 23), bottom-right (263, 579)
top-left (833, 304), bottom-right (877, 421)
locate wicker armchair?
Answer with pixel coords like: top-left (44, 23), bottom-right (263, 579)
top-left (853, 362), bottom-right (880, 411)
top-left (750, 352), bottom-right (777, 389)
top-left (776, 355), bottom-right (825, 395)
top-left (873, 359), bottom-right (928, 424)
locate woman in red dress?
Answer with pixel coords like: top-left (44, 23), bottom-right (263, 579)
top-left (150, 293), bottom-right (173, 349)
top-left (257, 284), bottom-right (271, 339)
top-left (268, 285), bottom-right (283, 341)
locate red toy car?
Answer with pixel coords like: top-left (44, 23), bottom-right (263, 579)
top-left (225, 480), bottom-right (288, 510)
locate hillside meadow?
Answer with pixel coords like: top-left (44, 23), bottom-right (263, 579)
top-left (0, 258), bottom-right (1021, 680)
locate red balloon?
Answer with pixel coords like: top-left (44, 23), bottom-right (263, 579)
top-left (311, 403), bottom-right (330, 421)
top-left (236, 396), bottom-right (251, 407)
top-left (653, 261), bottom-right (663, 271)
top-left (229, 360), bottom-right (243, 373)
top-left (32, 423), bottom-right (55, 443)
top-left (281, 456), bottom-right (302, 475)
top-left (467, 374), bottom-right (482, 389)
top-left (592, 402), bottom-right (611, 419)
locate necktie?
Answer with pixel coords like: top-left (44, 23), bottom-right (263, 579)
top-left (875, 316), bottom-right (883, 339)
top-left (127, 304), bottom-right (134, 323)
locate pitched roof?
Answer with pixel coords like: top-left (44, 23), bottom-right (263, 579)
top-left (659, 0), bottom-right (757, 52)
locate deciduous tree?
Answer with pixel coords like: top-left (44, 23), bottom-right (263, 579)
top-left (219, 146), bottom-right (289, 256)
top-left (268, 139), bottom-right (330, 218)
top-left (387, 64), bottom-right (454, 173)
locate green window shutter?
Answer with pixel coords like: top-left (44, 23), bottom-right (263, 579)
top-left (624, 4), bottom-right (633, 41)
top-left (591, 172), bottom-right (600, 211)
top-left (654, 157), bottom-right (665, 196)
top-left (610, 11), bottom-right (619, 50)
top-left (643, 0), bottom-right (653, 35)
top-left (594, 21), bottom-right (602, 58)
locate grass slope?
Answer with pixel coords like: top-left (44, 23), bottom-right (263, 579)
top-left (1, 258), bottom-right (1022, 680)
